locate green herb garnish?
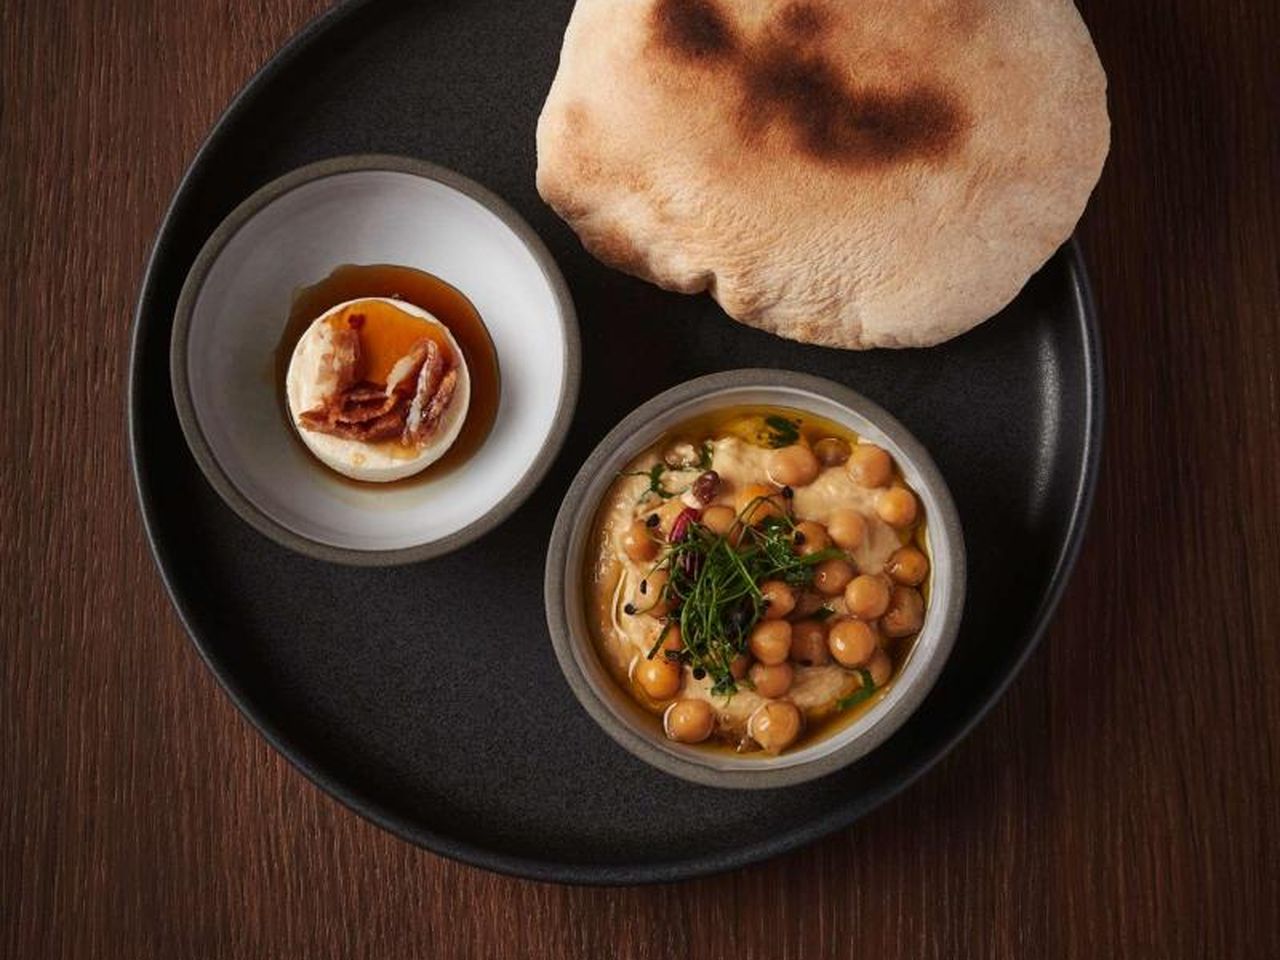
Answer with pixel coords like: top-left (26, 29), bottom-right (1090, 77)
top-left (624, 462), bottom-right (682, 501)
top-left (762, 415), bottom-right (801, 448)
top-left (645, 503), bottom-right (844, 697)
top-left (811, 606), bottom-right (836, 622)
top-left (697, 441), bottom-right (714, 470)
top-left (625, 443), bottom-right (714, 502)
top-left (836, 668), bottom-right (877, 711)
top-left (645, 620), bottom-right (677, 660)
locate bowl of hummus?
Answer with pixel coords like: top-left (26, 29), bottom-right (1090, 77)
top-left (546, 370), bottom-right (965, 788)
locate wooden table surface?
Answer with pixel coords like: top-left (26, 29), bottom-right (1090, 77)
top-left (4, 1), bottom-right (1277, 957)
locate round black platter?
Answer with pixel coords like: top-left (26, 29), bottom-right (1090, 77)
top-left (129, 0), bottom-right (1102, 884)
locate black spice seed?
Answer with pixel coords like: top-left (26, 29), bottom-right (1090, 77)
top-left (781, 486), bottom-right (794, 499)
top-left (639, 579), bottom-right (648, 595)
top-left (794, 531), bottom-right (807, 545)
top-left (623, 603), bottom-right (637, 615)
top-left (692, 667), bottom-right (707, 680)
top-left (646, 513), bottom-right (660, 528)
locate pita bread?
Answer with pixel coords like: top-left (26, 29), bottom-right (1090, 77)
top-left (536, 0), bottom-right (1109, 348)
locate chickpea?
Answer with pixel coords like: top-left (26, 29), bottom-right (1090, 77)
top-left (663, 441), bottom-right (699, 469)
top-left (789, 619), bottom-right (831, 666)
top-left (736, 483), bottom-right (784, 525)
top-left (865, 649), bottom-right (893, 687)
top-left (812, 558), bottom-right (855, 596)
top-left (768, 444), bottom-right (820, 488)
top-left (660, 624), bottom-right (684, 654)
top-left (791, 591), bottom-right (826, 619)
top-left (881, 586), bottom-right (925, 638)
top-left (749, 701), bottom-right (803, 754)
top-left (875, 486), bottom-right (918, 528)
top-left (845, 574), bottom-right (892, 620)
top-left (651, 499), bottom-right (686, 536)
top-left (730, 653), bottom-right (753, 680)
top-left (701, 504), bottom-right (737, 537)
top-left (748, 620), bottom-right (792, 665)
top-left (621, 518), bottom-right (658, 562)
top-left (665, 698), bottom-right (715, 743)
top-left (760, 580), bottom-right (797, 620)
top-left (886, 546), bottom-right (930, 586)
top-left (828, 618), bottom-right (878, 668)
top-left (848, 443), bottom-right (894, 487)
top-left (638, 569), bottom-right (672, 617)
top-left (635, 658), bottom-right (682, 700)
top-left (749, 661), bottom-right (794, 699)
top-left (826, 508), bottom-right (866, 551)
top-left (793, 520), bottom-right (830, 557)
top-left (813, 437), bottom-right (850, 466)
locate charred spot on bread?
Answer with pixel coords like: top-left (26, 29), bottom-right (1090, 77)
top-left (742, 53), bottom-right (967, 167)
top-left (653, 0), bottom-right (737, 61)
top-left (653, 1), bottom-right (966, 168)
top-left (776, 2), bottom-right (829, 40)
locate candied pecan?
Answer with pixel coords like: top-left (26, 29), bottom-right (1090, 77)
top-left (309, 409), bottom-right (404, 442)
top-left (423, 368), bottom-right (457, 425)
top-left (299, 334), bottom-right (455, 447)
top-left (319, 323), bottom-right (361, 395)
top-left (344, 383), bottom-right (387, 404)
top-left (403, 343), bottom-right (449, 443)
top-left (385, 338), bottom-right (433, 395)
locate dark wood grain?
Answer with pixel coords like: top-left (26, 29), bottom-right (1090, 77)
top-left (3, 1), bottom-right (1277, 957)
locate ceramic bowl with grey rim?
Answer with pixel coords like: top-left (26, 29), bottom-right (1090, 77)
top-left (546, 370), bottom-right (965, 789)
top-left (170, 155), bottom-right (578, 566)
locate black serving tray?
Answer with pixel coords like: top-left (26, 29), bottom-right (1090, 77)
top-left (129, 0), bottom-right (1102, 884)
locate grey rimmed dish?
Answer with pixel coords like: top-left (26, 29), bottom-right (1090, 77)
top-left (170, 155), bottom-right (579, 566)
top-left (546, 370), bottom-right (966, 789)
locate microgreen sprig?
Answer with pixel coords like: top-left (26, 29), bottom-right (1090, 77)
top-left (762, 416), bottom-right (800, 448)
top-left (637, 499), bottom-right (845, 698)
top-left (623, 462), bottom-right (683, 501)
top-left (836, 668), bottom-right (877, 711)
top-left (623, 442), bottom-right (716, 503)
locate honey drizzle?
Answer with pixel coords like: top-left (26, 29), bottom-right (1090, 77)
top-left (274, 264), bottom-right (500, 486)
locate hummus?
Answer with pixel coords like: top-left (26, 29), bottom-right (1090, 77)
top-left (585, 407), bottom-right (931, 755)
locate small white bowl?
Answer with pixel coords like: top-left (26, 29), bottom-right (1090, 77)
top-left (171, 156), bottom-right (578, 565)
top-left (546, 371), bottom-right (965, 789)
